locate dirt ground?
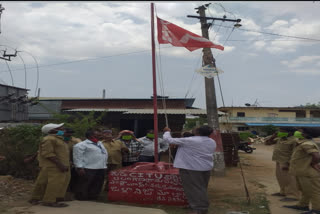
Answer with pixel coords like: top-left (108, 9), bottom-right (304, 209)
top-left (0, 144), bottom-right (303, 214)
top-left (206, 144), bottom-right (301, 214)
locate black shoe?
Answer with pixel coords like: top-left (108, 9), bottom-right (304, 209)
top-left (271, 192), bottom-right (285, 197)
top-left (283, 205), bottom-right (309, 211)
top-left (28, 199), bottom-right (40, 205)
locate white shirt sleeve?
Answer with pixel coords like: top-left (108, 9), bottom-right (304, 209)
top-left (99, 142), bottom-right (109, 165)
top-left (159, 138), bottom-right (169, 152)
top-left (163, 131), bottom-right (188, 145)
top-left (73, 142), bottom-right (85, 168)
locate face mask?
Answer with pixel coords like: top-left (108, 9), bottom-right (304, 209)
top-left (146, 133), bottom-right (155, 139)
top-left (89, 137), bottom-right (99, 143)
top-left (277, 132), bottom-right (288, 138)
top-left (56, 130), bottom-right (64, 136)
top-left (64, 137), bottom-right (71, 141)
top-left (294, 131), bottom-right (304, 139)
top-left (122, 135), bottom-right (132, 140)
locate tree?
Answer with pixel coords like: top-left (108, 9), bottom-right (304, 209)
top-left (261, 125), bottom-right (278, 136)
top-left (299, 102), bottom-right (320, 108)
top-left (184, 116), bottom-right (208, 130)
top-left (52, 111), bottom-right (107, 138)
top-left (37, 101), bottom-right (107, 138)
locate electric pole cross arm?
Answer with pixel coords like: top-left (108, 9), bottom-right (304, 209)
top-left (0, 50), bottom-right (18, 61)
top-left (187, 15), bottom-right (241, 23)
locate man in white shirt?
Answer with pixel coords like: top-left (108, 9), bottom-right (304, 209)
top-left (138, 129), bottom-right (169, 162)
top-left (73, 129), bottom-right (108, 201)
top-left (163, 125), bottom-right (216, 214)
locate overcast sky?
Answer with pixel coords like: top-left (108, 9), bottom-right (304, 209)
top-left (0, 1), bottom-right (319, 109)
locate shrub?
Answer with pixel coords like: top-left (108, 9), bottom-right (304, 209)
top-left (52, 111), bottom-right (107, 139)
top-left (239, 132), bottom-right (256, 141)
top-left (0, 111), bottom-right (107, 179)
top-left (261, 125), bottom-right (278, 136)
top-left (0, 125), bottom-right (42, 179)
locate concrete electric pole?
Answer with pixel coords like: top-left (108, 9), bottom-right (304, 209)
top-left (188, 4), bottom-right (241, 176)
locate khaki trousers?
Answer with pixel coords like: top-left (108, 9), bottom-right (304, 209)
top-left (296, 176), bottom-right (320, 210)
top-left (276, 162), bottom-right (300, 199)
top-left (57, 168), bottom-right (71, 199)
top-left (31, 167), bottom-right (70, 203)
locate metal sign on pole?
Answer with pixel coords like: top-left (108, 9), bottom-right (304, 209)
top-left (195, 65), bottom-right (224, 78)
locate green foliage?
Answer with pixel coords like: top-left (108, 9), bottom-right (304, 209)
top-left (299, 102), bottom-right (320, 108)
top-left (38, 101), bottom-right (107, 138)
top-left (0, 125), bottom-right (42, 179)
top-left (239, 132), bottom-right (256, 141)
top-left (0, 110), bottom-right (107, 179)
top-left (184, 116), bottom-right (207, 130)
top-left (261, 124), bottom-right (278, 136)
top-left (52, 111), bottom-right (107, 138)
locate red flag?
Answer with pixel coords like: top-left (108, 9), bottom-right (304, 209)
top-left (157, 17), bottom-right (224, 52)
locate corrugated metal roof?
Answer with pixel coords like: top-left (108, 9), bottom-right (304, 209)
top-left (0, 83), bottom-right (30, 91)
top-left (246, 123), bottom-right (320, 127)
top-left (220, 106), bottom-right (320, 111)
top-left (37, 97), bottom-right (194, 101)
top-left (63, 108), bottom-right (225, 115)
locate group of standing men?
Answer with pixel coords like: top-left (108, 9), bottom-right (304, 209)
top-left (27, 123), bottom-right (217, 214)
top-left (272, 128), bottom-right (320, 214)
top-left (28, 123), bottom-right (169, 207)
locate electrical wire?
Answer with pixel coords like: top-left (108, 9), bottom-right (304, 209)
top-left (219, 25), bottom-right (320, 41)
top-left (216, 73), bottom-right (225, 107)
top-left (156, 43), bottom-right (168, 126)
top-left (4, 60), bottom-right (14, 86)
top-left (184, 53), bottom-right (202, 98)
top-left (18, 51), bottom-right (40, 97)
top-left (17, 53), bottom-right (27, 89)
top-left (155, 5), bottom-right (173, 166)
top-left (0, 46), bottom-right (176, 74)
top-left (154, 6), bottom-right (168, 126)
top-left (227, 39), bottom-right (319, 42)
top-left (208, 3), bottom-right (226, 41)
top-left (215, 26), bottom-right (235, 59)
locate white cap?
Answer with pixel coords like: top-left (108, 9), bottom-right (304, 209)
top-left (41, 123), bottom-right (64, 134)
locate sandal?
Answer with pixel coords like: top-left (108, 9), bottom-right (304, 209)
top-left (28, 199), bottom-right (40, 205)
top-left (41, 202), bottom-right (69, 207)
top-left (283, 205), bottom-right (309, 211)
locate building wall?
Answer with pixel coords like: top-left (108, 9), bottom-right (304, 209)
top-left (228, 108), bottom-right (296, 118)
top-left (28, 100), bottom-right (62, 120)
top-left (61, 99), bottom-right (187, 109)
top-left (219, 107), bottom-right (320, 135)
top-left (0, 84), bottom-right (28, 122)
top-left (28, 99), bottom-right (188, 135)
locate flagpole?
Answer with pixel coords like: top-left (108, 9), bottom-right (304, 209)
top-left (151, 3), bottom-right (159, 164)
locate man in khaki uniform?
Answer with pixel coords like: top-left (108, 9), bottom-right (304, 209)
top-left (271, 130), bottom-right (300, 201)
top-left (102, 129), bottom-right (129, 191)
top-left (58, 128), bottom-right (82, 201)
top-left (284, 130), bottom-right (320, 213)
top-left (29, 123), bottom-right (70, 208)
top-left (102, 129), bottom-right (129, 170)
